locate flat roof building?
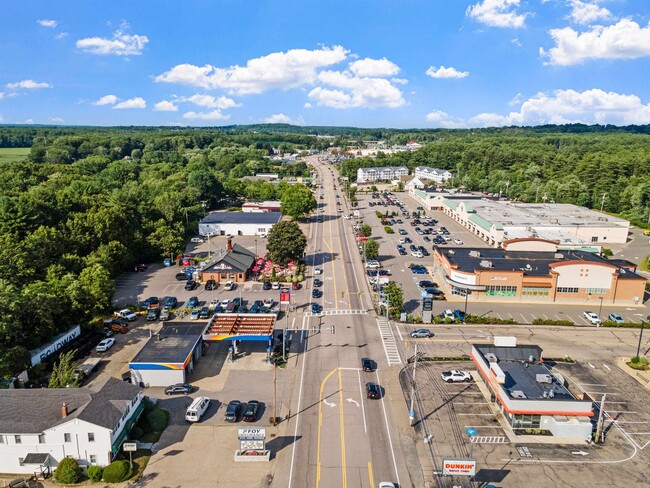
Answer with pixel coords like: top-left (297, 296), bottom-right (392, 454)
top-left (356, 166), bottom-right (409, 183)
top-left (199, 211), bottom-right (281, 237)
top-left (433, 238), bottom-right (646, 306)
top-left (242, 201), bottom-right (281, 213)
top-left (442, 199), bottom-right (630, 247)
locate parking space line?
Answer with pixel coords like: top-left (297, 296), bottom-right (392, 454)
top-left (519, 314), bottom-right (530, 324)
top-left (579, 383), bottom-right (608, 387)
top-left (357, 370), bottom-right (367, 434)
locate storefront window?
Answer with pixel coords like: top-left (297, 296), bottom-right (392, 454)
top-left (522, 287), bottom-right (549, 297)
top-left (485, 285), bottom-right (517, 297)
top-left (511, 414), bottom-right (541, 429)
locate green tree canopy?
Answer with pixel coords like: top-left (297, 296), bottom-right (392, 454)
top-left (280, 184), bottom-right (317, 220)
top-left (267, 221), bottom-right (307, 266)
top-left (364, 238), bottom-right (380, 260)
top-left (383, 282), bottom-right (404, 318)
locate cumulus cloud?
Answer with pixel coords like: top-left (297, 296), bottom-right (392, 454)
top-left (466, 0), bottom-right (528, 29)
top-left (50, 117), bottom-right (64, 123)
top-left (0, 92), bottom-right (4, 100)
top-left (179, 94), bottom-right (239, 109)
top-left (93, 94), bottom-right (118, 106)
top-left (348, 57), bottom-right (400, 77)
top-left (262, 113), bottom-right (305, 125)
top-left (155, 45), bottom-right (349, 95)
top-left (76, 23), bottom-right (149, 56)
top-left (425, 66), bottom-right (469, 79)
top-left (567, 0), bottom-right (612, 25)
top-left (113, 97), bottom-right (146, 109)
top-left (541, 19), bottom-right (650, 65)
top-left (425, 109), bottom-right (467, 128)
top-left (182, 110), bottom-right (230, 120)
top-left (512, 38), bottom-right (522, 47)
top-left (470, 89), bottom-right (650, 126)
top-left (309, 69), bottom-right (405, 109)
top-left (7, 79), bottom-right (52, 90)
top-left (37, 19), bottom-right (58, 28)
top-left (154, 100), bottom-right (178, 112)
top-left (54, 32), bottom-right (69, 40)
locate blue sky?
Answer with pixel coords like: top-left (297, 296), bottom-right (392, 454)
top-left (1, 0), bottom-right (649, 128)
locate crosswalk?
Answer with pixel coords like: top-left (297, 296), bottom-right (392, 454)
top-left (305, 309), bottom-right (367, 317)
top-left (470, 436), bottom-right (509, 444)
top-left (377, 318), bottom-right (402, 366)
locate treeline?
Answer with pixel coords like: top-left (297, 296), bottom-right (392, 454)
top-left (342, 131), bottom-right (650, 224)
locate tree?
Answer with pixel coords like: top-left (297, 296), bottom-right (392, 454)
top-left (280, 184), bottom-right (317, 220)
top-left (54, 457), bottom-right (81, 484)
top-left (360, 224), bottom-right (372, 237)
top-left (49, 351), bottom-right (78, 388)
top-left (383, 282), bottom-right (404, 318)
top-left (364, 238), bottom-right (380, 260)
top-left (0, 346), bottom-right (31, 380)
top-left (267, 221), bottom-right (307, 266)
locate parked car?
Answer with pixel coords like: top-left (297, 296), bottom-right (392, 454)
top-left (583, 311), bottom-right (601, 325)
top-left (441, 370), bottom-right (472, 383)
top-left (366, 382), bottom-right (381, 399)
top-left (410, 328), bottom-right (432, 338)
top-left (190, 237), bottom-right (204, 243)
top-left (242, 400), bottom-right (260, 422)
top-left (453, 309), bottom-right (466, 321)
top-left (175, 272), bottom-right (190, 281)
top-left (419, 280), bottom-right (435, 288)
top-left (146, 308), bottom-right (160, 321)
top-left (185, 280), bottom-right (197, 291)
top-left (224, 281), bottom-right (235, 291)
top-left (608, 313), bottom-right (625, 323)
top-left (398, 248), bottom-right (407, 255)
top-left (143, 297), bottom-right (159, 308)
top-left (442, 309), bottom-right (455, 320)
top-left (224, 400), bottom-right (242, 422)
top-left (163, 257), bottom-right (173, 267)
top-left (314, 279), bottom-right (323, 287)
top-left (132, 263), bottom-right (147, 272)
top-left (165, 383), bottom-right (193, 395)
top-left (205, 279), bottom-right (217, 290)
top-left (291, 282), bottom-right (301, 290)
top-left (411, 267), bottom-right (427, 275)
top-left (411, 251), bottom-right (423, 258)
top-left (314, 267), bottom-right (323, 274)
top-left (424, 288), bottom-right (445, 299)
top-left (271, 281), bottom-right (280, 290)
top-left (423, 236), bottom-right (431, 242)
top-left (312, 289), bottom-right (323, 299)
top-left (453, 238), bottom-right (463, 245)
top-left (262, 281), bottom-right (272, 290)
top-left (361, 357), bottom-right (374, 372)
top-left (263, 298), bottom-right (274, 308)
top-left (199, 307), bottom-right (210, 319)
top-left (187, 296), bottom-right (199, 307)
top-left (164, 297), bottom-right (178, 308)
top-left (189, 309), bottom-right (200, 320)
top-left (96, 338), bottom-right (116, 352)
top-left (160, 307), bottom-right (171, 321)
top-left (311, 303), bottom-right (321, 314)
top-left (365, 260), bottom-right (380, 269)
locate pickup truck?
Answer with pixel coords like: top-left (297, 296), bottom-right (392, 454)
top-left (73, 358), bottom-right (101, 384)
top-left (114, 309), bottom-right (137, 321)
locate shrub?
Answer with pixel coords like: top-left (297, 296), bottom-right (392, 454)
top-left (142, 397), bottom-right (157, 413)
top-left (375, 211), bottom-right (382, 218)
top-left (532, 318), bottom-right (575, 326)
top-left (87, 465), bottom-right (103, 482)
top-left (146, 408), bottom-right (169, 431)
top-left (102, 460), bottom-right (132, 483)
top-left (414, 316), bottom-right (423, 323)
top-left (384, 226), bottom-right (394, 234)
top-left (55, 457), bottom-right (81, 484)
top-left (130, 426), bottom-right (144, 440)
top-left (465, 315), bottom-right (517, 325)
top-left (433, 316), bottom-right (442, 324)
top-left (602, 321), bottom-right (644, 328)
top-left (631, 356), bottom-right (648, 365)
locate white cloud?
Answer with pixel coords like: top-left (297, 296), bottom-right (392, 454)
top-left (21, 119), bottom-right (35, 125)
top-left (568, 0), bottom-right (612, 25)
top-left (541, 19), bottom-right (650, 65)
top-left (466, 0), bottom-right (528, 29)
top-left (76, 23), bottom-right (149, 56)
top-left (155, 45), bottom-right (349, 94)
top-left (0, 92), bottom-right (4, 100)
top-left (37, 19), bottom-right (58, 28)
top-left (50, 117), bottom-right (64, 123)
top-left (425, 66), bottom-right (469, 79)
top-left (262, 113), bottom-right (305, 125)
top-left (425, 109), bottom-right (467, 128)
top-left (154, 100), bottom-right (178, 112)
top-left (113, 97), bottom-right (146, 109)
top-left (309, 70), bottom-right (405, 109)
top-left (348, 57), bottom-right (400, 77)
top-left (469, 88), bottom-right (650, 126)
top-left (179, 94), bottom-right (239, 109)
top-left (511, 38), bottom-right (522, 47)
top-left (0, 115), bottom-right (3, 122)
top-left (509, 92), bottom-right (524, 106)
top-left (304, 102), bottom-right (312, 109)
top-left (54, 32), bottom-right (69, 40)
top-left (93, 94), bottom-right (118, 106)
top-left (182, 110), bottom-right (230, 120)
top-left (7, 79), bottom-right (52, 90)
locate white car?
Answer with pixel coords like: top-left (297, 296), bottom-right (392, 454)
top-left (96, 338), bottom-right (115, 352)
top-left (443, 235), bottom-right (452, 241)
top-left (263, 298), bottom-right (274, 308)
top-left (314, 267), bottom-right (323, 275)
top-left (365, 260), bottom-right (380, 269)
top-left (189, 309), bottom-right (200, 320)
top-left (453, 238), bottom-right (463, 245)
top-left (223, 281), bottom-right (234, 291)
top-left (411, 251), bottom-right (423, 258)
top-left (398, 238), bottom-right (405, 244)
top-left (220, 299), bottom-right (230, 308)
top-left (190, 237), bottom-right (204, 243)
top-left (441, 370), bottom-right (472, 383)
top-left (209, 299), bottom-right (220, 309)
top-left (583, 311), bottom-right (601, 325)
top-left (271, 281), bottom-right (280, 290)
top-left (442, 309), bottom-right (455, 320)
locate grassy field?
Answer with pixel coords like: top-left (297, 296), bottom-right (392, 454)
top-left (0, 147), bottom-right (30, 162)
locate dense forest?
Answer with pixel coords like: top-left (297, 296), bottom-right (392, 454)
top-left (0, 123), bottom-right (648, 378)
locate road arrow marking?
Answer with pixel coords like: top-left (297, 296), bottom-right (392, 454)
top-left (571, 451), bottom-right (589, 456)
top-left (346, 398), bottom-right (359, 407)
top-left (588, 362), bottom-right (595, 368)
top-left (323, 398), bottom-right (337, 408)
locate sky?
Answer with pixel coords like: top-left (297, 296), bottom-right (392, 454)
top-left (1, 0), bottom-right (650, 128)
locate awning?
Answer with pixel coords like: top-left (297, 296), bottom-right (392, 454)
top-left (22, 453), bottom-right (50, 464)
top-left (111, 400), bottom-right (145, 454)
top-left (444, 276), bottom-right (486, 291)
top-left (522, 282), bottom-right (553, 288)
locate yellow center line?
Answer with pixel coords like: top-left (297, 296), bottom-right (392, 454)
top-left (326, 173), bottom-right (339, 310)
top-left (338, 368), bottom-right (347, 488)
top-left (316, 368), bottom-right (338, 488)
top-left (368, 461), bottom-right (374, 488)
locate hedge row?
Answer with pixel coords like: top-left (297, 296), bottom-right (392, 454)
top-left (532, 318), bottom-right (575, 326)
top-left (464, 315), bottom-right (517, 325)
top-left (601, 321), bottom-right (645, 328)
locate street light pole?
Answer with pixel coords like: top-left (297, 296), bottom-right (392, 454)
top-left (409, 343), bottom-right (418, 426)
top-left (598, 297), bottom-right (604, 322)
top-left (635, 317), bottom-right (649, 359)
top-left (463, 288), bottom-right (469, 323)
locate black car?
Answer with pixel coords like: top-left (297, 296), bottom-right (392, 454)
top-left (198, 306), bottom-right (210, 319)
top-left (185, 279), bottom-right (197, 291)
top-left (143, 297), bottom-right (159, 308)
top-left (164, 383), bottom-right (193, 395)
top-left (398, 248), bottom-right (407, 255)
top-left (366, 383), bottom-right (381, 399)
top-left (205, 279), bottom-right (217, 290)
top-left (242, 400), bottom-right (260, 422)
top-left (361, 357), bottom-right (374, 372)
top-left (314, 279), bottom-right (323, 287)
top-left (132, 263), bottom-right (147, 272)
top-left (409, 244), bottom-right (417, 252)
top-left (312, 289), bottom-right (323, 299)
top-left (418, 280), bottom-right (435, 288)
top-left (262, 281), bottom-right (272, 290)
top-left (224, 400), bottom-right (242, 422)
top-left (164, 296), bottom-right (178, 308)
top-left (176, 272), bottom-right (190, 281)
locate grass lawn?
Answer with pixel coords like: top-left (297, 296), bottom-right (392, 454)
top-left (0, 147), bottom-right (30, 162)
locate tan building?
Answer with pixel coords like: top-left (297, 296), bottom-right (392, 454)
top-left (200, 238), bottom-right (255, 284)
top-left (433, 238), bottom-right (646, 305)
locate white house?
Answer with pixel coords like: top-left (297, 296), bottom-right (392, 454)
top-left (0, 378), bottom-right (143, 475)
top-left (199, 211), bottom-right (281, 236)
top-left (356, 166), bottom-right (409, 183)
top-left (414, 166), bottom-right (452, 184)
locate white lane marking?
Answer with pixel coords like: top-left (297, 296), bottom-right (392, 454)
top-left (357, 369), bottom-right (367, 434)
top-left (603, 364), bottom-right (611, 371)
top-left (288, 316), bottom-right (309, 488)
top-left (323, 398), bottom-right (337, 408)
top-left (376, 370), bottom-right (400, 486)
top-left (346, 398), bottom-right (360, 407)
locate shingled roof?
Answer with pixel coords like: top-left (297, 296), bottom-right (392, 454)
top-left (203, 243), bottom-right (256, 273)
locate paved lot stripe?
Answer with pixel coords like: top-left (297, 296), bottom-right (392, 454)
top-left (470, 436), bottom-right (509, 444)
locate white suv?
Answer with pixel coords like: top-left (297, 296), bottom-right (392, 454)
top-left (365, 260), bottom-right (380, 269)
top-left (441, 370), bottom-right (472, 383)
top-left (583, 311), bottom-right (601, 325)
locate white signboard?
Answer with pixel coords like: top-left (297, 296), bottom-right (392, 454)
top-left (30, 325), bottom-right (81, 366)
top-left (122, 442), bottom-right (138, 452)
top-left (450, 270), bottom-right (476, 286)
top-left (442, 459), bottom-right (476, 476)
top-left (238, 428), bottom-right (266, 440)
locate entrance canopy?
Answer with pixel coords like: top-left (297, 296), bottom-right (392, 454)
top-left (203, 313), bottom-right (276, 341)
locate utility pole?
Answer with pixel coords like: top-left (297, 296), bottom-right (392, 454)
top-left (635, 318), bottom-right (648, 359)
top-left (273, 362), bottom-right (277, 425)
top-left (595, 393), bottom-right (607, 443)
top-left (600, 193), bottom-right (607, 212)
top-left (409, 344), bottom-right (418, 426)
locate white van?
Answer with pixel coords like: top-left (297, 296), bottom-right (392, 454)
top-left (185, 396), bottom-right (211, 423)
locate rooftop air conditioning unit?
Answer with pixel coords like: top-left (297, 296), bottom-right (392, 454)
top-left (536, 374), bottom-right (553, 384)
top-left (511, 390), bottom-right (527, 399)
top-left (525, 264), bottom-right (532, 271)
top-left (479, 260), bottom-right (493, 268)
top-left (469, 250), bottom-right (481, 258)
top-left (485, 353), bottom-right (498, 363)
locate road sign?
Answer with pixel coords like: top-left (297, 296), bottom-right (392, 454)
top-left (122, 442), bottom-right (137, 452)
top-left (442, 459), bottom-right (476, 476)
top-left (280, 288), bottom-right (290, 304)
top-left (465, 427), bottom-right (477, 437)
top-left (238, 428), bottom-right (266, 452)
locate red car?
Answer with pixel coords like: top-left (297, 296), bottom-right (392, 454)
top-left (291, 282), bottom-right (301, 290)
